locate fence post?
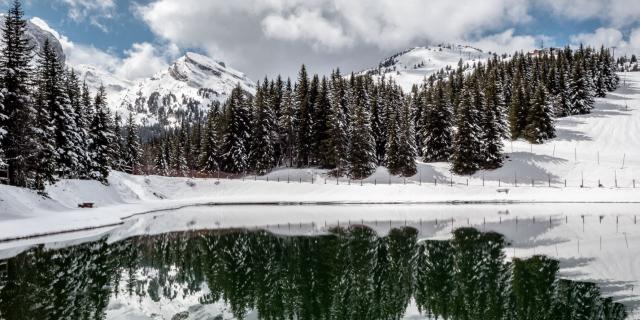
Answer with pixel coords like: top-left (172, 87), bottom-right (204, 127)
top-left (515, 172), bottom-right (518, 187)
top-left (482, 174), bottom-right (485, 187)
top-left (548, 175), bottom-right (551, 187)
top-left (531, 179), bottom-right (534, 187)
top-left (466, 179), bottom-right (468, 186)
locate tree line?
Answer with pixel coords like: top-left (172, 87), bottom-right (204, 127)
top-left (148, 45), bottom-right (618, 178)
top-left (0, 1), bottom-right (142, 190)
top-left (0, 226), bottom-right (627, 320)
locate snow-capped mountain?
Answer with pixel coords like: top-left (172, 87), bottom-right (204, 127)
top-left (0, 15), bottom-right (65, 63)
top-left (111, 52), bottom-right (256, 127)
top-left (361, 44), bottom-right (493, 91)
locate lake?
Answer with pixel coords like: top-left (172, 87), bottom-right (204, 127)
top-left (0, 204), bottom-right (638, 319)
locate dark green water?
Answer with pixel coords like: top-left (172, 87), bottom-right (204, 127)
top-left (0, 226), bottom-right (627, 320)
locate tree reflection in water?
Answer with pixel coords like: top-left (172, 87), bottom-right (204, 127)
top-left (0, 226), bottom-right (628, 320)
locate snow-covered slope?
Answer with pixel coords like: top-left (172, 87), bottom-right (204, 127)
top-left (361, 44), bottom-right (492, 91)
top-left (110, 52), bottom-right (256, 127)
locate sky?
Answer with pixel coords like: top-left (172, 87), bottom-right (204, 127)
top-left (9, 0), bottom-right (640, 82)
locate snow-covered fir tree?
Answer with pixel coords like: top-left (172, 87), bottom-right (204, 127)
top-left (524, 83), bottom-right (555, 144)
top-left (480, 71), bottom-right (505, 169)
top-left (249, 80), bottom-right (276, 175)
top-left (396, 98), bottom-right (417, 176)
top-left (450, 84), bottom-right (483, 175)
top-left (348, 77), bottom-right (376, 179)
top-left (278, 79), bottom-right (295, 167)
top-left (88, 85), bottom-right (115, 183)
top-left (327, 70), bottom-right (350, 175)
top-left (569, 59), bottom-right (595, 115)
top-left (124, 113), bottom-right (141, 173)
top-left (294, 65), bottom-right (312, 167)
top-left (198, 105), bottom-right (221, 172)
top-left (0, 0), bottom-right (35, 187)
top-left (221, 85), bottom-right (251, 173)
top-left (421, 82), bottom-right (453, 162)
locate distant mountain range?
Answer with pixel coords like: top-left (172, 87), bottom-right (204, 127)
top-left (19, 18), bottom-right (499, 127)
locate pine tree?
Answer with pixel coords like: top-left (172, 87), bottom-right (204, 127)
top-left (112, 113), bottom-right (124, 171)
top-left (88, 85), bottom-right (115, 183)
top-left (327, 70), bottom-right (349, 174)
top-left (38, 39), bottom-right (81, 178)
top-left (294, 65), bottom-right (312, 167)
top-left (348, 77), bottom-right (376, 179)
top-left (508, 71), bottom-right (528, 140)
top-left (78, 81), bottom-right (94, 178)
top-left (569, 61), bottom-right (595, 115)
top-left (481, 73), bottom-right (504, 169)
top-left (31, 81), bottom-right (57, 190)
top-left (124, 113), bottom-right (141, 174)
top-left (278, 79), bottom-right (295, 167)
top-left (249, 80), bottom-right (276, 175)
top-left (221, 85), bottom-right (251, 173)
top-left (421, 82), bottom-right (453, 162)
top-left (0, 0), bottom-right (35, 187)
top-left (385, 107), bottom-right (400, 174)
top-left (172, 126), bottom-right (188, 176)
top-left (396, 98), bottom-right (417, 176)
top-left (450, 84), bottom-right (482, 175)
top-left (313, 76), bottom-right (331, 167)
top-left (199, 105), bottom-right (221, 173)
top-left (154, 137), bottom-right (169, 175)
top-left (66, 69), bottom-right (89, 177)
top-left (524, 83), bottom-right (555, 144)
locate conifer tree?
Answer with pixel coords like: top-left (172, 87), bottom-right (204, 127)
top-left (171, 129), bottom-right (188, 176)
top-left (31, 81), bottom-right (57, 190)
top-left (524, 83), bottom-right (555, 144)
top-left (112, 113), bottom-right (124, 171)
top-left (66, 69), bottom-right (89, 177)
top-left (481, 73), bottom-right (504, 169)
top-left (385, 107), bottom-right (400, 174)
top-left (313, 76), bottom-right (331, 167)
top-left (396, 98), bottom-right (417, 176)
top-left (451, 84), bottom-right (482, 175)
top-left (88, 85), bottom-right (115, 183)
top-left (348, 78), bottom-right (376, 179)
top-left (327, 70), bottom-right (349, 174)
top-left (421, 82), bottom-right (453, 162)
top-left (38, 39), bottom-right (81, 178)
top-left (221, 85), bottom-right (251, 173)
top-left (124, 113), bottom-right (141, 173)
top-left (249, 80), bottom-right (276, 175)
top-left (508, 71), bottom-right (527, 140)
top-left (154, 137), bottom-right (169, 175)
top-left (0, 0), bottom-right (35, 187)
top-left (78, 81), bottom-right (94, 178)
top-left (199, 105), bottom-right (221, 172)
top-left (278, 79), bottom-right (295, 167)
top-left (569, 61), bottom-right (595, 115)
top-left (294, 65), bottom-right (312, 166)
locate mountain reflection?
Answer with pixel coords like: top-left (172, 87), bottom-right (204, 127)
top-left (0, 226), bottom-right (627, 320)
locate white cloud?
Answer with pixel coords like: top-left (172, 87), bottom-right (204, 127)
top-left (31, 17), bottom-right (170, 81)
top-left (467, 29), bottom-right (545, 55)
top-left (58, 0), bottom-right (116, 32)
top-left (115, 42), bottom-right (169, 80)
top-left (570, 27), bottom-right (640, 57)
top-left (137, 0), bottom-right (532, 52)
top-left (262, 9), bottom-right (351, 50)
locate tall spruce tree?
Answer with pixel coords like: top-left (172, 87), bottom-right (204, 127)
top-left (421, 82), bottom-right (453, 162)
top-left (328, 70), bottom-right (349, 174)
top-left (221, 85), bottom-right (251, 173)
top-left (348, 78), bottom-right (376, 179)
top-left (0, 0), bottom-right (35, 187)
top-left (569, 60), bottom-right (595, 115)
top-left (481, 73), bottom-right (504, 169)
top-left (524, 83), bottom-right (555, 144)
top-left (278, 79), bottom-right (295, 167)
top-left (88, 85), bottom-right (114, 183)
top-left (31, 79), bottom-right (57, 190)
top-left (124, 113), bottom-right (141, 173)
top-left (396, 98), bottom-right (417, 176)
top-left (313, 76), bottom-right (331, 167)
top-left (199, 105), bottom-right (221, 173)
top-left (294, 65), bottom-right (312, 167)
top-left (450, 84), bottom-right (482, 175)
top-left (112, 113), bottom-right (124, 171)
top-left (38, 39), bottom-right (81, 178)
top-left (249, 80), bottom-right (276, 175)
top-left (78, 81), bottom-right (94, 178)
